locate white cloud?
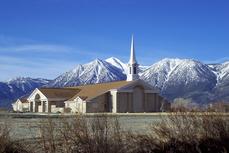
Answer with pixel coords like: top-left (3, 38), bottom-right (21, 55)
top-left (0, 44), bottom-right (73, 53)
top-left (0, 35), bottom-right (35, 46)
top-left (0, 43), bottom-right (110, 58)
top-left (204, 57), bottom-right (229, 64)
top-left (0, 35), bottom-right (124, 81)
top-left (0, 55), bottom-right (79, 81)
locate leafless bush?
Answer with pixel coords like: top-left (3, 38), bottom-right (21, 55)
top-left (208, 102), bottom-right (229, 112)
top-left (0, 119), bottom-right (30, 153)
top-left (171, 98), bottom-right (200, 112)
top-left (36, 114), bottom-right (126, 153)
top-left (127, 112), bottom-right (229, 153)
top-left (24, 113), bottom-right (229, 153)
top-left (1, 112), bottom-right (229, 153)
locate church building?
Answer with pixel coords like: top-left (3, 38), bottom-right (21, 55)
top-left (20, 36), bottom-right (170, 113)
top-left (12, 97), bottom-right (29, 112)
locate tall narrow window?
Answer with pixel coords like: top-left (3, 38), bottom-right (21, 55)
top-left (134, 67), bottom-right (137, 74)
top-left (129, 67), bottom-right (131, 74)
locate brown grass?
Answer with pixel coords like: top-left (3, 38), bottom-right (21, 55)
top-left (0, 119), bottom-right (30, 153)
top-left (127, 112), bottom-right (229, 153)
top-left (35, 114), bottom-right (126, 153)
top-left (1, 112), bottom-right (229, 153)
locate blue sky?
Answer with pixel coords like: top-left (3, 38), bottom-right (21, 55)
top-left (0, 0), bottom-right (229, 81)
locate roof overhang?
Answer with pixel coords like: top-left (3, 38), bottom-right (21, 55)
top-left (116, 79), bottom-right (159, 93)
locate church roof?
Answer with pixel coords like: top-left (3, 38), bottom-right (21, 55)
top-left (68, 80), bottom-right (133, 101)
top-left (36, 81), bottom-right (134, 101)
top-left (17, 94), bottom-right (30, 103)
top-left (39, 88), bottom-right (80, 100)
top-left (19, 98), bottom-right (29, 103)
top-left (30, 79), bottom-right (158, 102)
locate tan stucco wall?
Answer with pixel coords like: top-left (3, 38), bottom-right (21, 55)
top-left (144, 93), bottom-right (154, 112)
top-left (86, 94), bottom-right (108, 113)
top-left (116, 90), bottom-right (165, 113)
top-left (65, 98), bottom-right (87, 114)
top-left (117, 86), bottom-right (146, 113)
top-left (65, 101), bottom-right (78, 113)
top-left (12, 100), bottom-right (23, 112)
top-left (144, 93), bottom-right (163, 112)
top-left (49, 101), bottom-right (65, 113)
top-left (116, 92), bottom-right (130, 113)
top-left (13, 102), bottom-right (29, 112)
top-left (132, 86), bottom-right (144, 112)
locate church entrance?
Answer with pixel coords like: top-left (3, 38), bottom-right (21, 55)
top-left (34, 94), bottom-right (41, 112)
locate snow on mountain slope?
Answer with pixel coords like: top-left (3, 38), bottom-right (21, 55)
top-left (208, 61), bottom-right (229, 86)
top-left (106, 57), bottom-right (127, 73)
top-left (1, 57), bottom-right (229, 108)
top-left (0, 77), bottom-right (50, 108)
top-left (140, 58), bottom-right (183, 89)
top-left (211, 61), bottom-right (229, 102)
top-left (48, 58), bottom-right (126, 87)
top-left (7, 77), bottom-right (50, 93)
top-left (106, 57), bottom-right (149, 75)
top-left (163, 59), bottom-right (217, 94)
top-left (141, 58), bottom-right (217, 102)
top-left (218, 61), bottom-right (229, 83)
top-left (139, 66), bottom-right (149, 74)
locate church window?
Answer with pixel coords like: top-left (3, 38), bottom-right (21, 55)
top-left (134, 67), bottom-right (137, 74)
top-left (129, 67), bottom-right (131, 74)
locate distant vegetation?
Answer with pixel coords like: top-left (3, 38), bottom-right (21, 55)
top-left (0, 112), bottom-right (228, 153)
top-left (171, 98), bottom-right (229, 112)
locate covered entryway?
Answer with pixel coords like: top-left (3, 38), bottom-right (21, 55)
top-left (33, 94), bottom-right (41, 112)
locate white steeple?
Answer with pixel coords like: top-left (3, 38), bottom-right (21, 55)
top-left (129, 35), bottom-right (137, 64)
top-left (127, 35), bottom-right (139, 81)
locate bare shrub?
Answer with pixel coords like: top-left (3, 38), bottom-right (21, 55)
top-left (38, 117), bottom-right (59, 153)
top-left (167, 112), bottom-right (229, 152)
top-left (0, 119), bottom-right (30, 153)
top-left (208, 102), bottom-right (229, 112)
top-left (37, 114), bottom-right (125, 153)
top-left (127, 112), bottom-right (229, 153)
top-left (27, 113), bottom-right (229, 153)
top-left (172, 98), bottom-right (199, 112)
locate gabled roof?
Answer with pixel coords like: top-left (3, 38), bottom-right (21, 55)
top-left (39, 88), bottom-right (81, 100)
top-left (78, 96), bottom-right (88, 100)
top-left (68, 80), bottom-right (133, 101)
top-left (31, 80), bottom-right (157, 102)
top-left (20, 98), bottom-right (29, 103)
top-left (16, 94), bottom-right (30, 103)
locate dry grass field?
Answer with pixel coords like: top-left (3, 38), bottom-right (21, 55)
top-left (0, 112), bottom-right (228, 153)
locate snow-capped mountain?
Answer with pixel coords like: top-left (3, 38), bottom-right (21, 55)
top-left (210, 62), bottom-right (229, 102)
top-left (0, 77), bottom-right (50, 108)
top-left (48, 58), bottom-right (126, 87)
top-left (1, 57), bottom-right (229, 109)
top-left (105, 57), bottom-right (149, 75)
top-left (7, 77), bottom-right (50, 93)
top-left (141, 58), bottom-right (183, 89)
top-left (139, 65), bottom-right (150, 74)
top-left (105, 57), bottom-right (127, 73)
top-left (217, 62), bottom-right (229, 85)
top-left (48, 57), bottom-right (228, 104)
top-left (141, 58), bottom-right (217, 103)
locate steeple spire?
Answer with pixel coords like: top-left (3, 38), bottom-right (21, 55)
top-left (129, 35), bottom-right (137, 64)
top-left (127, 35), bottom-right (139, 81)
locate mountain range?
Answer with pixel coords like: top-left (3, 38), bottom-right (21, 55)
top-left (1, 57), bottom-right (229, 109)
top-left (0, 78), bottom-right (50, 108)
